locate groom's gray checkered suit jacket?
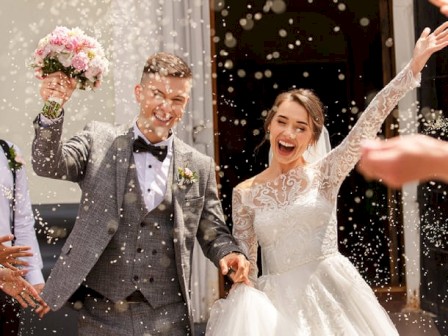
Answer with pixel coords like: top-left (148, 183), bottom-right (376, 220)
top-left (32, 118), bottom-right (243, 331)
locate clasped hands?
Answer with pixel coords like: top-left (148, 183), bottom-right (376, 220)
top-left (219, 252), bottom-right (252, 286)
top-left (0, 235), bottom-right (48, 317)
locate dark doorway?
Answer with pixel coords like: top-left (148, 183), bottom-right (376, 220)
top-left (211, 0), bottom-right (404, 289)
top-left (414, 0), bottom-right (448, 333)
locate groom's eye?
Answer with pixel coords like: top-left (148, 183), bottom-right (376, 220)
top-left (173, 98), bottom-right (185, 105)
top-left (151, 90), bottom-right (164, 99)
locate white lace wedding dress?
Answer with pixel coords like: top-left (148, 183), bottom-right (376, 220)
top-left (206, 63), bottom-right (420, 336)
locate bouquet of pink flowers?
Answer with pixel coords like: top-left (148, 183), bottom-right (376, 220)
top-left (31, 26), bottom-right (109, 90)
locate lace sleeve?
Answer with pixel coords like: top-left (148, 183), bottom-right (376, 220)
top-left (232, 187), bottom-right (259, 283)
top-left (323, 62), bottom-right (421, 191)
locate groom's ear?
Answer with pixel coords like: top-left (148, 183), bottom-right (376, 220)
top-left (134, 84), bottom-right (143, 103)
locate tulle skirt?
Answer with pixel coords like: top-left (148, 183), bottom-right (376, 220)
top-left (206, 254), bottom-right (398, 336)
top-left (206, 284), bottom-right (301, 336)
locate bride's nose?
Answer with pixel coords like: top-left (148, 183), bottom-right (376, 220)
top-left (285, 128), bottom-right (296, 139)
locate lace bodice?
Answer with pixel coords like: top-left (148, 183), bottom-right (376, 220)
top-left (233, 63), bottom-right (420, 282)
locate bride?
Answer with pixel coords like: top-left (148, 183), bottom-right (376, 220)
top-left (206, 22), bottom-right (448, 335)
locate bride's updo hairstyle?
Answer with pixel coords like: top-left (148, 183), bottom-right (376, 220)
top-left (260, 89), bottom-right (325, 148)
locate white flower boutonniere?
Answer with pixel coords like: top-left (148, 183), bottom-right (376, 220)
top-left (178, 167), bottom-right (198, 186)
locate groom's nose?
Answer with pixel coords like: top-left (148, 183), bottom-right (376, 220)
top-left (159, 99), bottom-right (174, 112)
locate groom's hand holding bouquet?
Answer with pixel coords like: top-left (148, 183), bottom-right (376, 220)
top-left (38, 72), bottom-right (77, 117)
top-left (31, 26), bottom-right (109, 119)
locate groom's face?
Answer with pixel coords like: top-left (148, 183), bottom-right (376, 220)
top-left (135, 73), bottom-right (191, 143)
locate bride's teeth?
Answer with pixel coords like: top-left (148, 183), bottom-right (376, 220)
top-left (279, 140), bottom-right (294, 147)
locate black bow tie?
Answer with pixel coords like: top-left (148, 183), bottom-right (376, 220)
top-left (133, 136), bottom-right (168, 162)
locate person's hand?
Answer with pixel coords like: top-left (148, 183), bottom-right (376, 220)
top-left (219, 252), bottom-right (251, 285)
top-left (33, 283), bottom-right (45, 295)
top-left (0, 235), bottom-right (33, 270)
top-left (0, 268), bottom-right (48, 311)
top-left (39, 71), bottom-right (77, 106)
top-left (410, 21), bottom-right (448, 75)
top-left (35, 302), bottom-right (51, 318)
top-left (429, 0), bottom-right (448, 16)
top-left (358, 135), bottom-right (448, 188)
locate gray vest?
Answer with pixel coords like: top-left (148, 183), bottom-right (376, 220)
top-left (85, 158), bottom-right (183, 309)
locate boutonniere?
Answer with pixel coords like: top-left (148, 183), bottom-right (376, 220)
top-left (177, 167), bottom-right (198, 185)
top-left (8, 146), bottom-right (24, 170)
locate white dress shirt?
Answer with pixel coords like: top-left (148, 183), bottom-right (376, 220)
top-left (133, 123), bottom-right (173, 212)
top-left (0, 142), bottom-right (44, 285)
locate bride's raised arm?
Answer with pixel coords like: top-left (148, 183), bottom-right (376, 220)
top-left (322, 22), bottom-right (448, 192)
top-left (410, 22), bottom-right (448, 75)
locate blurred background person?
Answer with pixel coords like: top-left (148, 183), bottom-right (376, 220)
top-left (0, 139), bottom-right (44, 335)
top-left (0, 267), bottom-right (46, 311)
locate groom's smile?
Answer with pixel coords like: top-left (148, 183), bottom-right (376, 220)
top-left (153, 110), bottom-right (172, 123)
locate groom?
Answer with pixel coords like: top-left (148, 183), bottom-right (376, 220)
top-left (32, 52), bottom-right (249, 335)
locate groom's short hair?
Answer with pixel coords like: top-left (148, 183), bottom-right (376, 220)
top-left (141, 52), bottom-right (192, 82)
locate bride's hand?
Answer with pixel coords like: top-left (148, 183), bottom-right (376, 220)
top-left (219, 252), bottom-right (251, 285)
top-left (410, 21), bottom-right (448, 76)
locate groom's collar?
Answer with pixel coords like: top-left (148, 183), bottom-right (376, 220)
top-left (132, 119), bottom-right (174, 149)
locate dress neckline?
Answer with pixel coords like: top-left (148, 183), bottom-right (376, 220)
top-left (247, 160), bottom-right (319, 192)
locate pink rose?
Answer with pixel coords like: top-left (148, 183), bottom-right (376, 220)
top-left (34, 69), bottom-right (44, 80)
top-left (14, 155), bottom-right (25, 166)
top-left (71, 52), bottom-right (89, 71)
top-left (184, 168), bottom-right (193, 178)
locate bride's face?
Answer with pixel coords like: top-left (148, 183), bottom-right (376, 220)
top-left (268, 100), bottom-right (313, 167)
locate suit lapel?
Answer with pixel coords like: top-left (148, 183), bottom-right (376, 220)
top-left (172, 138), bottom-right (192, 234)
top-left (115, 126), bottom-right (134, 216)
top-left (172, 138), bottom-right (193, 302)
top-left (172, 139), bottom-right (193, 209)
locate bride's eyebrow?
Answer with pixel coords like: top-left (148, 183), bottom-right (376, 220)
top-left (277, 115), bottom-right (308, 126)
top-left (296, 120), bottom-right (309, 126)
